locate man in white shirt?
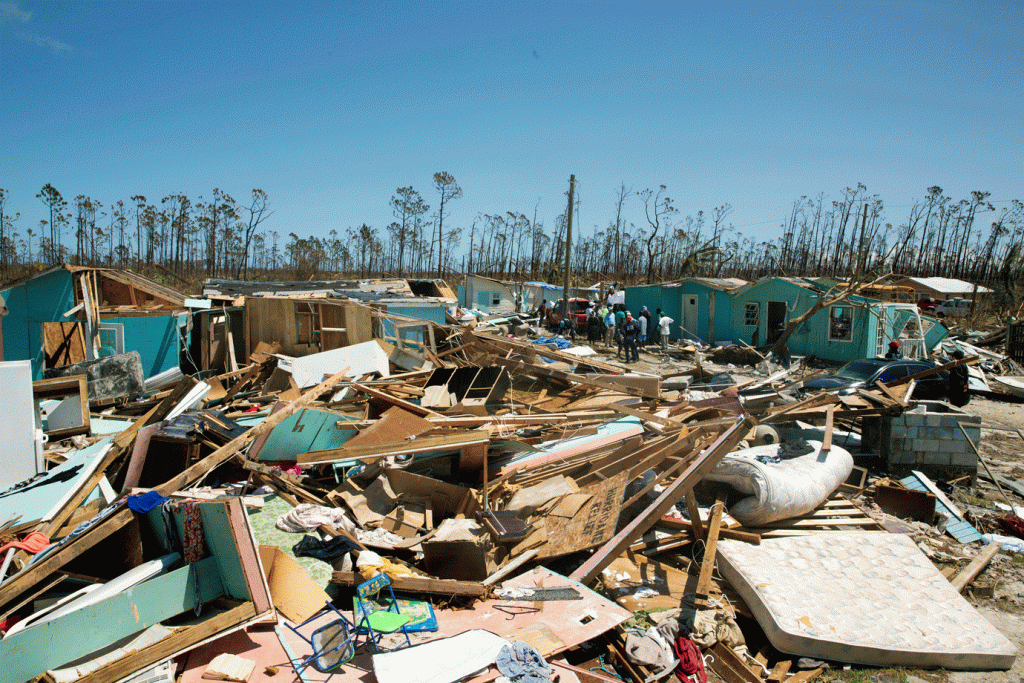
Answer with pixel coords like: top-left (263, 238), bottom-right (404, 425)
top-left (658, 313), bottom-right (673, 352)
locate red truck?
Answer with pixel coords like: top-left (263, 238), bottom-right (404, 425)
top-left (547, 298), bottom-right (591, 329)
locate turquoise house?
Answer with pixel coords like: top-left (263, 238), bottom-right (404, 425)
top-left (0, 265), bottom-right (187, 379)
top-left (727, 277), bottom-right (947, 363)
top-left (624, 278), bottom-right (746, 342)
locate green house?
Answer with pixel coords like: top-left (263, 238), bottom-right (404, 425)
top-left (623, 278), bottom-right (746, 342)
top-left (0, 264), bottom-right (187, 379)
top-left (728, 277), bottom-right (948, 363)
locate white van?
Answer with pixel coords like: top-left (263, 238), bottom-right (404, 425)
top-left (936, 298), bottom-right (974, 318)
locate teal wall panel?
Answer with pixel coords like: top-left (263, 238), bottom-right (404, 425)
top-left (0, 556), bottom-right (224, 683)
top-left (0, 269), bottom-right (76, 378)
top-left (104, 313), bottom-right (184, 378)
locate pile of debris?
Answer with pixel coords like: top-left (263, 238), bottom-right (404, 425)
top-left (0, 312), bottom-right (1019, 683)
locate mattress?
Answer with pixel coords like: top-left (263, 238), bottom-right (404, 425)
top-left (703, 440), bottom-right (852, 526)
top-left (717, 533), bottom-right (1017, 670)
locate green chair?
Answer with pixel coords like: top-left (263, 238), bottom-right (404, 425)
top-left (352, 573), bottom-right (413, 652)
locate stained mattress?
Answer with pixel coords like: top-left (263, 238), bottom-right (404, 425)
top-left (716, 533), bottom-right (1017, 670)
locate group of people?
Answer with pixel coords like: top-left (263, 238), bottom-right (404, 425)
top-left (532, 295), bottom-right (674, 364)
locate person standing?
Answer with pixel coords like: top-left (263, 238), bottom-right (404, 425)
top-left (948, 349), bottom-right (970, 407)
top-left (658, 311), bottom-right (674, 352)
top-left (885, 341), bottom-right (902, 359)
top-left (614, 305), bottom-right (626, 358)
top-left (622, 312), bottom-right (640, 363)
top-left (604, 306), bottom-right (616, 348)
top-left (638, 309), bottom-right (648, 350)
top-left (649, 308), bottom-right (662, 347)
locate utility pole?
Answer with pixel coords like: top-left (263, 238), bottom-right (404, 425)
top-left (562, 175), bottom-right (575, 317)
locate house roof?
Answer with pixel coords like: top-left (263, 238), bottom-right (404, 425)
top-left (0, 264), bottom-right (187, 307)
top-left (897, 277), bottom-right (993, 295)
top-left (626, 277), bottom-right (748, 291)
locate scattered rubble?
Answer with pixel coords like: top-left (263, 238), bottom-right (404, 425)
top-left (1, 279), bottom-right (1024, 683)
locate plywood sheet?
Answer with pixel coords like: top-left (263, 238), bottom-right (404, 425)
top-left (717, 533), bottom-right (1018, 670)
top-left (539, 471), bottom-right (628, 558)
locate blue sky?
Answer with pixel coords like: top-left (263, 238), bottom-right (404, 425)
top-left (2, 1), bottom-right (1021, 255)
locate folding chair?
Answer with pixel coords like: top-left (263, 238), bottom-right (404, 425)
top-left (351, 574), bottom-right (413, 652)
top-left (284, 601), bottom-right (358, 674)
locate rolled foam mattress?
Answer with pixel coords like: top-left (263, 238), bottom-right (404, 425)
top-left (717, 533), bottom-right (1017, 670)
top-left (703, 440), bottom-right (852, 527)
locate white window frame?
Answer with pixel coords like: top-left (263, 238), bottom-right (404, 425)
top-left (744, 303), bottom-right (760, 327)
top-left (828, 305), bottom-right (854, 342)
top-left (97, 322), bottom-right (125, 355)
top-left (491, 292), bottom-right (501, 306)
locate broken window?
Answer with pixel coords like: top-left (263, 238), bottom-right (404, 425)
top-left (829, 305), bottom-right (853, 341)
top-left (491, 292), bottom-right (501, 306)
top-left (744, 303), bottom-right (759, 327)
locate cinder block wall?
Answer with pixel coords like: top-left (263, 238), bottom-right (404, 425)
top-left (882, 401), bottom-right (981, 481)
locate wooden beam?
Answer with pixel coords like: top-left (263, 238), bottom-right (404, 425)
top-left (297, 431), bottom-right (490, 465)
top-left (685, 489), bottom-right (705, 541)
top-left (569, 417), bottom-right (754, 584)
top-left (951, 541), bottom-right (1001, 593)
top-left (330, 571), bottom-right (487, 598)
top-left (694, 499), bottom-right (724, 607)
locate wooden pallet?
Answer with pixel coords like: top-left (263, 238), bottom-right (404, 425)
top-left (740, 492), bottom-right (886, 538)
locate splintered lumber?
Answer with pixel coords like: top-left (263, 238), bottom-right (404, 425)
top-left (330, 571), bottom-right (487, 598)
top-left (786, 668), bottom-right (825, 683)
top-left (693, 499), bottom-right (725, 607)
top-left (766, 660), bottom-right (792, 682)
top-left (951, 541), bottom-right (1002, 593)
top-left (569, 416), bottom-right (755, 584)
top-left (154, 367), bottom-right (352, 496)
top-left (352, 382), bottom-right (442, 418)
top-left (708, 642), bottom-right (765, 683)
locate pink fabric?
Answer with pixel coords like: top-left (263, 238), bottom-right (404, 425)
top-left (0, 532), bottom-right (50, 555)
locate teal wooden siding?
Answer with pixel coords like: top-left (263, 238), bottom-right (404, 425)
top-left (105, 313), bottom-right (185, 378)
top-left (0, 270), bottom-right (77, 378)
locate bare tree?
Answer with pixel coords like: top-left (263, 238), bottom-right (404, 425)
top-left (433, 172), bottom-right (462, 277)
top-left (236, 189), bottom-right (272, 279)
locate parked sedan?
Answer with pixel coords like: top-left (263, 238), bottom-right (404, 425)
top-left (800, 358), bottom-right (949, 399)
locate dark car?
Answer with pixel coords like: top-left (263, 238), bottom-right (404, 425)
top-left (800, 358), bottom-right (949, 400)
top-left (547, 298), bottom-right (591, 328)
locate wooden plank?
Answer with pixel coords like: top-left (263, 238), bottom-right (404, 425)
top-left (821, 404), bottom-right (834, 453)
top-left (709, 642), bottom-right (764, 683)
top-left (685, 489), bottom-right (705, 541)
top-left (786, 668), bottom-right (824, 683)
top-left (330, 571), bottom-right (487, 598)
top-left (297, 431), bottom-right (490, 465)
top-left (766, 660), bottom-right (792, 682)
top-left (76, 603), bottom-right (258, 683)
top-left (353, 381), bottom-right (441, 418)
top-left (693, 499), bottom-right (724, 607)
top-left (951, 541), bottom-right (1002, 593)
top-left (0, 508), bottom-right (134, 611)
top-left (875, 379), bottom-right (909, 408)
top-left (569, 417), bottom-right (754, 584)
top-left (482, 548), bottom-right (540, 586)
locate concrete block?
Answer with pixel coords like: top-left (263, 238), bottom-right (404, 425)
top-left (950, 451), bottom-right (978, 467)
top-left (891, 425), bottom-right (907, 438)
top-left (925, 414), bottom-right (943, 427)
top-left (889, 449), bottom-right (914, 465)
top-left (925, 451), bottom-right (951, 466)
top-left (905, 414), bottom-right (925, 427)
top-left (906, 427), bottom-right (919, 439)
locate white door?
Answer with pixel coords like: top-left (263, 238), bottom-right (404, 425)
top-left (682, 295), bottom-right (698, 337)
